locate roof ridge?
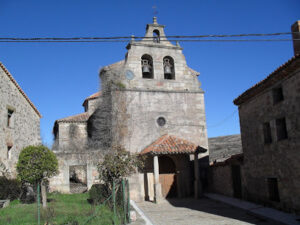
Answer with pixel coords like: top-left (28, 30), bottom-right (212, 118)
top-left (140, 134), bottom-right (200, 155)
top-left (56, 112), bottom-right (89, 123)
top-left (0, 62), bottom-right (42, 118)
top-left (234, 55), bottom-right (300, 105)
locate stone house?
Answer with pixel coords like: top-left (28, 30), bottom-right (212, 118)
top-left (50, 17), bottom-right (209, 202)
top-left (0, 62), bottom-right (41, 177)
top-left (233, 21), bottom-right (300, 214)
top-left (208, 135), bottom-right (243, 198)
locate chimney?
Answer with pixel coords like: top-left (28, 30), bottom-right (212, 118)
top-left (291, 21), bottom-right (300, 56)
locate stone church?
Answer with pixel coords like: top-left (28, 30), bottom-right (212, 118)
top-left (51, 18), bottom-right (208, 202)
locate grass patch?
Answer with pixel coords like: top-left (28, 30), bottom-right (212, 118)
top-left (0, 193), bottom-right (114, 225)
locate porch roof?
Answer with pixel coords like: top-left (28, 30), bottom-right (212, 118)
top-left (140, 134), bottom-right (206, 155)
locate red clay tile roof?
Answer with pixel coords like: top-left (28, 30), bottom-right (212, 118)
top-left (56, 112), bottom-right (89, 123)
top-left (140, 135), bottom-right (205, 155)
top-left (85, 91), bottom-right (101, 101)
top-left (234, 54), bottom-right (300, 105)
top-left (0, 62), bottom-right (42, 118)
top-left (82, 91), bottom-right (101, 106)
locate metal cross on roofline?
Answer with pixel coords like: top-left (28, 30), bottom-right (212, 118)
top-left (152, 5), bottom-right (158, 16)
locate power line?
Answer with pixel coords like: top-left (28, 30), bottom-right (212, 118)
top-left (0, 32), bottom-right (296, 41)
top-left (0, 39), bottom-right (298, 43)
top-left (207, 109), bottom-right (238, 129)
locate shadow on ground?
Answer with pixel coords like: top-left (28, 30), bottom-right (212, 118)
top-left (164, 197), bottom-right (278, 225)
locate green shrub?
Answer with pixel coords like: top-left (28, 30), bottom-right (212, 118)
top-left (0, 176), bottom-right (21, 200)
top-left (88, 184), bottom-right (110, 205)
top-left (17, 145), bottom-right (58, 184)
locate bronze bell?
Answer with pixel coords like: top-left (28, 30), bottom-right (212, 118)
top-left (164, 65), bottom-right (172, 74)
top-left (142, 60), bottom-right (151, 73)
top-left (142, 65), bottom-right (150, 73)
top-left (164, 58), bottom-right (172, 74)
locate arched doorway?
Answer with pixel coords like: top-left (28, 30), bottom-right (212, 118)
top-left (159, 156), bottom-right (177, 198)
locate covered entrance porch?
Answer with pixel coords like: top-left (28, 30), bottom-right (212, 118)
top-left (141, 135), bottom-right (207, 203)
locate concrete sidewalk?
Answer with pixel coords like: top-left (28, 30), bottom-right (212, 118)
top-left (204, 193), bottom-right (300, 225)
top-left (134, 198), bottom-right (274, 225)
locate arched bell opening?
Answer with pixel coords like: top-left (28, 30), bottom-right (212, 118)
top-left (163, 56), bottom-right (175, 80)
top-left (153, 29), bottom-right (160, 43)
top-left (159, 156), bottom-right (177, 198)
top-left (141, 54), bottom-right (154, 79)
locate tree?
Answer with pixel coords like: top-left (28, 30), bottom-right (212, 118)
top-left (97, 145), bottom-right (144, 190)
top-left (17, 145), bottom-right (58, 208)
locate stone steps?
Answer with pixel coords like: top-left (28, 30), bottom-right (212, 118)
top-left (70, 183), bottom-right (88, 194)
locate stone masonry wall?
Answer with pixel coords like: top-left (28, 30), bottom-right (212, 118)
top-left (54, 122), bottom-right (88, 152)
top-left (0, 66), bottom-right (41, 177)
top-left (110, 89), bottom-right (208, 201)
top-left (209, 165), bottom-right (234, 197)
top-left (113, 90), bottom-right (208, 154)
top-left (49, 151), bottom-right (101, 193)
top-left (238, 68), bottom-right (300, 214)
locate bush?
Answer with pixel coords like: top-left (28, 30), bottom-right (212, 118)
top-left (17, 145), bottom-right (58, 184)
top-left (88, 184), bottom-right (110, 205)
top-left (97, 146), bottom-right (144, 190)
top-left (0, 176), bottom-right (21, 200)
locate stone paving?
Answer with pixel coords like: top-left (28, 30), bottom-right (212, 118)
top-left (133, 198), bottom-right (276, 225)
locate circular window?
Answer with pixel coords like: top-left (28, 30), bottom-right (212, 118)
top-left (157, 117), bottom-right (166, 127)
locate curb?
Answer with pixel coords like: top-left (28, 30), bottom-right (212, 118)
top-left (130, 200), bottom-right (155, 225)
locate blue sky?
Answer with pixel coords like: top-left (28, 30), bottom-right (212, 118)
top-left (0, 0), bottom-right (299, 146)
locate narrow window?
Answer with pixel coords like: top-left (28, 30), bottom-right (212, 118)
top-left (141, 54), bottom-right (154, 79)
top-left (263, 122), bottom-right (272, 144)
top-left (276, 118), bottom-right (288, 141)
top-left (268, 178), bottom-right (280, 202)
top-left (153, 30), bottom-right (160, 43)
top-left (7, 109), bottom-right (14, 127)
top-left (7, 145), bottom-right (12, 159)
top-left (163, 56), bottom-right (175, 80)
top-left (272, 87), bottom-right (284, 104)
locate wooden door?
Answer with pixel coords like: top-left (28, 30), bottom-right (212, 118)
top-left (159, 174), bottom-right (177, 198)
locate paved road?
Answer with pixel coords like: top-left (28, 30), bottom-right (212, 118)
top-left (133, 198), bottom-right (275, 225)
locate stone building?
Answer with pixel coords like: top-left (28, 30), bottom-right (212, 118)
top-left (51, 92), bottom-right (102, 193)
top-left (51, 17), bottom-right (208, 202)
top-left (0, 62), bottom-right (41, 177)
top-left (233, 21), bottom-right (300, 214)
top-left (208, 134), bottom-right (243, 199)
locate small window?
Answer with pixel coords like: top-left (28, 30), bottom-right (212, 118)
top-left (153, 30), bottom-right (160, 43)
top-left (7, 145), bottom-right (12, 159)
top-left (263, 122), bottom-right (272, 144)
top-left (163, 56), bottom-right (175, 80)
top-left (272, 87), bottom-right (284, 104)
top-left (141, 54), bottom-right (154, 79)
top-left (7, 109), bottom-right (14, 127)
top-left (267, 178), bottom-right (280, 202)
top-left (276, 118), bottom-right (288, 141)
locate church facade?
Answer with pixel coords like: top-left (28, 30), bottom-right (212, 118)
top-left (51, 18), bottom-right (208, 202)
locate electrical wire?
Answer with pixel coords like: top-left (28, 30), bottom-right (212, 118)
top-left (0, 32), bottom-right (298, 43)
top-left (0, 39), bottom-right (298, 43)
top-left (207, 109), bottom-right (238, 129)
